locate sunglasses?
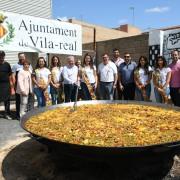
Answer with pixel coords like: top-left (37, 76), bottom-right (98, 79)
top-left (124, 56), bottom-right (130, 58)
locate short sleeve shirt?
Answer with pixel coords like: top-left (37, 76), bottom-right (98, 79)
top-left (98, 61), bottom-right (117, 82)
top-left (156, 67), bottom-right (171, 87)
top-left (169, 60), bottom-right (180, 88)
top-left (12, 63), bottom-right (33, 73)
top-left (34, 68), bottom-right (51, 87)
top-left (0, 62), bottom-right (12, 83)
top-left (12, 63), bottom-right (23, 73)
top-left (112, 58), bottom-right (124, 68)
top-left (119, 61), bottom-right (137, 84)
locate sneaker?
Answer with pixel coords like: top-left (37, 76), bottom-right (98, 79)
top-left (4, 115), bottom-right (12, 120)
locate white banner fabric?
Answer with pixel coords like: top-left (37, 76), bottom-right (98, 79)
top-left (0, 11), bottom-right (82, 55)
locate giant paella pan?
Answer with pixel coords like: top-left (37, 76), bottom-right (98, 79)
top-left (20, 100), bottom-right (180, 178)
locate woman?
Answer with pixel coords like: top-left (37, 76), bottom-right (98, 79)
top-left (50, 56), bottom-right (63, 105)
top-left (134, 56), bottom-right (152, 101)
top-left (81, 53), bottom-right (97, 100)
top-left (153, 56), bottom-right (171, 104)
top-left (16, 60), bottom-right (32, 117)
top-left (32, 57), bottom-right (51, 107)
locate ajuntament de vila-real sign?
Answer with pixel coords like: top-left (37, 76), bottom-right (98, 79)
top-left (0, 11), bottom-right (82, 55)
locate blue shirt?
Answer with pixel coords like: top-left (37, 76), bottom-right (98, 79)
top-left (119, 61), bottom-right (137, 84)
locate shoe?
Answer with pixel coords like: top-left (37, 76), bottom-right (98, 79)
top-left (16, 116), bottom-right (20, 120)
top-left (4, 115), bottom-right (12, 120)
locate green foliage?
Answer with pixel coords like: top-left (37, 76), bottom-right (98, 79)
top-left (2, 22), bottom-right (15, 44)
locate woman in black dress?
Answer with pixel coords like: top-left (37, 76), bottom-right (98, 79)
top-left (0, 51), bottom-right (12, 119)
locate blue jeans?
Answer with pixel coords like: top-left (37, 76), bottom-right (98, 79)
top-left (135, 84), bottom-right (151, 101)
top-left (50, 85), bottom-right (63, 105)
top-left (154, 87), bottom-right (170, 103)
top-left (34, 88), bottom-right (46, 107)
top-left (99, 82), bottom-right (114, 100)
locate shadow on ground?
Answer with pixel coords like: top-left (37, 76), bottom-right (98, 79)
top-left (1, 139), bottom-right (118, 180)
top-left (1, 139), bottom-right (180, 180)
top-left (0, 110), bottom-right (16, 120)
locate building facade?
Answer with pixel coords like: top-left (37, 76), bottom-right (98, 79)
top-left (0, 0), bottom-right (52, 66)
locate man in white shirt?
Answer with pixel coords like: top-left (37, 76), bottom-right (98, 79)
top-left (62, 56), bottom-right (79, 102)
top-left (98, 53), bottom-right (118, 100)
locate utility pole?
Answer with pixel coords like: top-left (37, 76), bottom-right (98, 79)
top-left (130, 6), bottom-right (135, 25)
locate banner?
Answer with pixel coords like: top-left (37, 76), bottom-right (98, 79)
top-left (0, 11), bottom-right (82, 55)
top-left (163, 28), bottom-right (180, 64)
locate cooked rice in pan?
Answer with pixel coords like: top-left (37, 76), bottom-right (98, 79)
top-left (25, 104), bottom-right (180, 147)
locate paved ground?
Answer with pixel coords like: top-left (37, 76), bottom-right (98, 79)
top-left (0, 116), bottom-right (28, 150)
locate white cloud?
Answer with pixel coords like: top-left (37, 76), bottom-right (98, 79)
top-left (56, 16), bottom-right (69, 21)
top-left (145, 6), bottom-right (170, 13)
top-left (118, 19), bottom-right (128, 24)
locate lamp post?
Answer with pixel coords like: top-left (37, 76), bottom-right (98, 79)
top-left (130, 6), bottom-right (135, 25)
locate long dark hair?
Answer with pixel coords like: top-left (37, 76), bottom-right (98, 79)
top-left (83, 53), bottom-right (94, 69)
top-left (136, 56), bottom-right (149, 74)
top-left (50, 55), bottom-right (61, 69)
top-left (155, 56), bottom-right (167, 69)
top-left (35, 57), bottom-right (47, 69)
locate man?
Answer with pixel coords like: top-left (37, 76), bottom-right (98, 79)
top-left (112, 48), bottom-right (124, 67)
top-left (62, 56), bottom-right (79, 102)
top-left (118, 52), bottom-right (137, 100)
top-left (0, 51), bottom-right (12, 119)
top-left (112, 48), bottom-right (124, 100)
top-left (98, 53), bottom-right (118, 100)
top-left (169, 50), bottom-right (180, 106)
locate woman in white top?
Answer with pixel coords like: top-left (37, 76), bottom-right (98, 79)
top-left (16, 60), bottom-right (32, 117)
top-left (50, 56), bottom-right (63, 105)
top-left (153, 56), bottom-right (171, 104)
top-left (32, 57), bottom-right (51, 107)
top-left (81, 53), bottom-right (97, 100)
top-left (134, 56), bottom-right (152, 101)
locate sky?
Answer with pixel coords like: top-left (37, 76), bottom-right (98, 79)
top-left (52, 0), bottom-right (180, 31)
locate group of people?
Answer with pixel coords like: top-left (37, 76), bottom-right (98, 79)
top-left (100, 49), bottom-right (180, 107)
top-left (0, 49), bottom-right (179, 120)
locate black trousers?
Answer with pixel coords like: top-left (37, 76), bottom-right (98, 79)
top-left (170, 87), bottom-right (180, 107)
top-left (122, 83), bottom-right (135, 100)
top-left (64, 84), bottom-right (77, 102)
top-left (15, 93), bottom-right (20, 118)
top-left (4, 99), bottom-right (10, 115)
top-left (79, 82), bottom-right (92, 100)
